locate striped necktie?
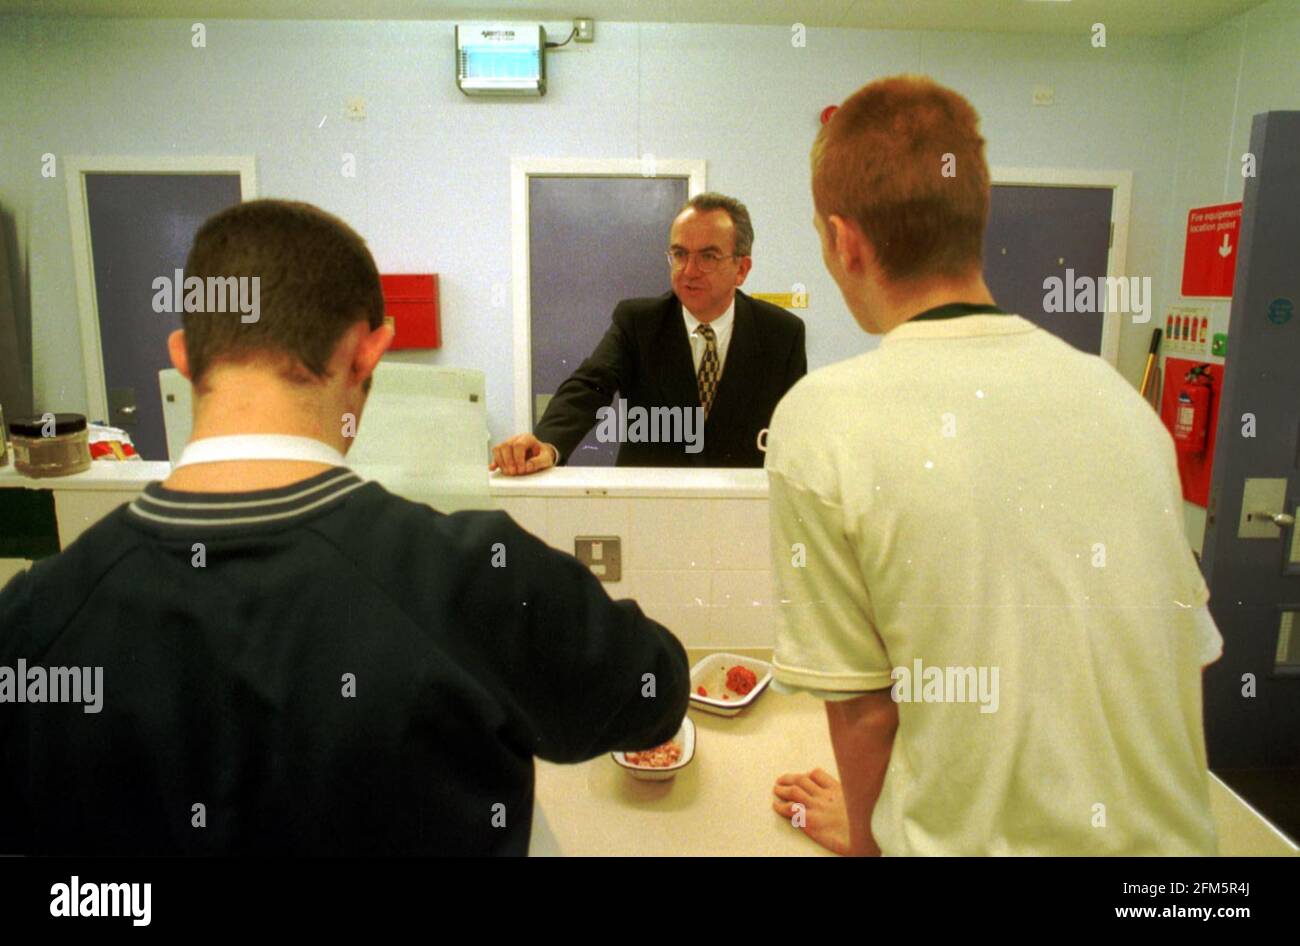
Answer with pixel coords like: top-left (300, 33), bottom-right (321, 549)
top-left (696, 323), bottom-right (720, 419)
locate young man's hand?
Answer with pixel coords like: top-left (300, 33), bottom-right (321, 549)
top-left (772, 767), bottom-right (855, 856)
top-left (774, 691), bottom-right (897, 856)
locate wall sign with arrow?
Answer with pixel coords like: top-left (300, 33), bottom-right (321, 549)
top-left (1182, 201), bottom-right (1243, 297)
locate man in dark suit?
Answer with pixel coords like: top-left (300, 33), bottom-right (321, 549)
top-left (490, 193), bottom-right (807, 473)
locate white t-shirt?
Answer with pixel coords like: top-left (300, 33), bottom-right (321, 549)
top-left (765, 313), bottom-right (1221, 856)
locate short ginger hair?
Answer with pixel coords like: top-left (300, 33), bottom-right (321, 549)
top-left (812, 75), bottom-right (989, 283)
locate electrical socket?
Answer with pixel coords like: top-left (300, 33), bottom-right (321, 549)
top-left (574, 17), bottom-right (595, 42)
top-left (574, 535), bottom-right (620, 581)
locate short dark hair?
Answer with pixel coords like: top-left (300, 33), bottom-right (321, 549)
top-left (182, 199), bottom-right (385, 388)
top-left (679, 192), bottom-right (754, 257)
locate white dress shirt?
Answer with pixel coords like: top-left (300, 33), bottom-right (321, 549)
top-left (682, 297), bottom-right (735, 377)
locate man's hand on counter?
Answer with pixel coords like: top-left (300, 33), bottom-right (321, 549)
top-left (489, 433), bottom-right (559, 476)
top-left (774, 692), bottom-right (896, 856)
top-left (772, 768), bottom-right (854, 857)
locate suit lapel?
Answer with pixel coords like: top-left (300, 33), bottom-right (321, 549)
top-left (703, 291), bottom-right (757, 435)
top-left (655, 293), bottom-right (701, 410)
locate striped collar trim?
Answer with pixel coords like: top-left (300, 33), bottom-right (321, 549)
top-left (128, 468), bottom-right (366, 528)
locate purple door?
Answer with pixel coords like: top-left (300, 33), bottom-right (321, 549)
top-left (984, 184), bottom-right (1114, 355)
top-left (85, 172), bottom-right (243, 459)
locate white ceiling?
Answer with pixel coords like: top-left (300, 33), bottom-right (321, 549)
top-left (0, 0), bottom-right (1275, 36)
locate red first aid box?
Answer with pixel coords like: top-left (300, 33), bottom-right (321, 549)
top-left (380, 274), bottom-right (440, 349)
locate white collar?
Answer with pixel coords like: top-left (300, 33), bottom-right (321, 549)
top-left (174, 434), bottom-right (348, 469)
top-left (682, 296), bottom-right (736, 334)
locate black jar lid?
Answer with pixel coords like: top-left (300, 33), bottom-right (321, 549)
top-left (8, 413), bottom-right (88, 437)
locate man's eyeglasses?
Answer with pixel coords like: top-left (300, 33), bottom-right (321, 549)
top-left (666, 249), bottom-right (739, 273)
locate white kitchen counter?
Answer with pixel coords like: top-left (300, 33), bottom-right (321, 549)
top-left (489, 465), bottom-right (769, 498)
top-left (536, 652), bottom-right (1299, 857)
top-left (0, 461), bottom-right (770, 499)
top-left (0, 461), bottom-right (174, 492)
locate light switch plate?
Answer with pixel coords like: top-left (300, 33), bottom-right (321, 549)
top-left (1238, 478), bottom-right (1289, 538)
top-left (575, 535), bottom-right (620, 582)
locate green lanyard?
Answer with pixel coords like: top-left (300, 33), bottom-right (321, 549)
top-left (909, 302), bottom-right (1008, 322)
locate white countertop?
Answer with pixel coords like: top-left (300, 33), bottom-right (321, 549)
top-left (0, 461), bottom-right (174, 492)
top-left (536, 685), bottom-right (837, 856)
top-left (536, 651), bottom-right (1300, 856)
top-left (0, 461), bottom-right (771, 499)
top-left (488, 465), bottom-right (769, 498)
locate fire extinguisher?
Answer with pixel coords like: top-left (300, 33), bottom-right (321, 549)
top-left (1172, 365), bottom-right (1213, 455)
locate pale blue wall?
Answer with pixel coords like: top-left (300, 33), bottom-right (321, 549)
top-left (1, 12), bottom-right (1281, 445)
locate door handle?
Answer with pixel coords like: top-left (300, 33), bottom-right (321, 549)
top-left (107, 387), bottom-right (138, 428)
top-left (1239, 479), bottom-right (1291, 538)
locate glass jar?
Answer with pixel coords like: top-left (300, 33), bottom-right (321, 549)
top-left (9, 413), bottom-right (93, 478)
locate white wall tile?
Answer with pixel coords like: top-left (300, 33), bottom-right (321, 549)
top-left (547, 496), bottom-right (631, 565)
top-left (644, 604), bottom-right (718, 645)
top-left (629, 498), bottom-right (712, 569)
top-left (534, 495), bottom-right (783, 647)
top-left (627, 569), bottom-right (710, 609)
top-left (676, 604), bottom-right (777, 650)
top-left (709, 499), bottom-right (771, 570)
top-left (625, 569), bottom-right (779, 649)
top-left (714, 612), bottom-right (778, 649)
top-left (710, 569), bottom-right (774, 609)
